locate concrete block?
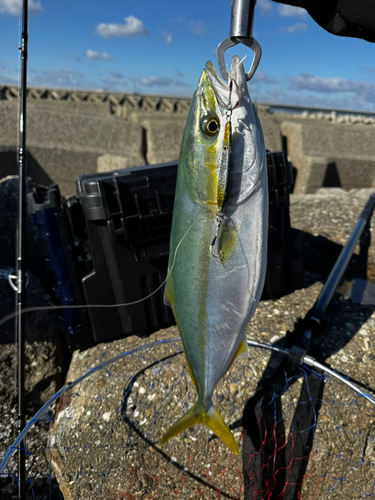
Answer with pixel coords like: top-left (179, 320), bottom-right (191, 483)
top-left (255, 106), bottom-right (283, 152)
top-left (315, 187), bottom-right (349, 197)
top-left (281, 121), bottom-right (375, 193)
top-left (1, 100), bottom-right (145, 154)
top-left (0, 101), bottom-right (145, 195)
top-left (129, 112), bottom-right (186, 165)
top-left (27, 99), bottom-right (111, 116)
top-left (129, 107), bottom-right (285, 165)
top-left (0, 146), bottom-right (54, 186)
top-left (97, 154), bottom-right (143, 173)
top-left (27, 146), bottom-right (100, 196)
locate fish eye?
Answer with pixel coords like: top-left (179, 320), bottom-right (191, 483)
top-left (201, 115), bottom-right (220, 137)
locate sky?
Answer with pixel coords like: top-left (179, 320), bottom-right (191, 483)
top-left (1, 0), bottom-right (375, 111)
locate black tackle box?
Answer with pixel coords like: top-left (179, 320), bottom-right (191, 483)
top-left (28, 153), bottom-right (301, 351)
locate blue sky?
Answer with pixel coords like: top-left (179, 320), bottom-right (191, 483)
top-left (1, 0), bottom-right (375, 111)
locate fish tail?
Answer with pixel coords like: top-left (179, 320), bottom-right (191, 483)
top-left (160, 401), bottom-right (238, 454)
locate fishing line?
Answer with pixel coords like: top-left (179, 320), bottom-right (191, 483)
top-left (0, 219), bottom-right (197, 329)
top-left (232, 54), bottom-right (248, 73)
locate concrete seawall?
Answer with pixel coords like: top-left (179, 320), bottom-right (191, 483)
top-left (1, 86), bottom-right (375, 195)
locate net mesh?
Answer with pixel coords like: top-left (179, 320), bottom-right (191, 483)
top-left (1, 337), bottom-right (375, 499)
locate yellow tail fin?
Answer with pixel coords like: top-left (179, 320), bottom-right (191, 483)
top-left (160, 401), bottom-right (238, 454)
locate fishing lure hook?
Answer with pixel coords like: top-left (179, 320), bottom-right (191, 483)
top-left (217, 0), bottom-right (262, 82)
top-left (210, 81), bottom-right (233, 262)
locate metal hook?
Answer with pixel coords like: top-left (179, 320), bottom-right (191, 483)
top-left (217, 36), bottom-right (262, 82)
top-left (8, 272), bottom-right (29, 292)
top-left (217, 0), bottom-right (261, 82)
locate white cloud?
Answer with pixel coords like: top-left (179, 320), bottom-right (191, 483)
top-left (139, 76), bottom-right (190, 88)
top-left (253, 72), bottom-right (279, 84)
top-left (96, 15), bottom-right (148, 39)
top-left (0, 0), bottom-right (42, 16)
top-left (161, 30), bottom-right (172, 44)
top-left (278, 4), bottom-right (307, 17)
top-left (101, 72), bottom-right (126, 89)
top-left (0, 73), bottom-right (19, 85)
top-left (29, 69), bottom-right (85, 88)
top-left (189, 20), bottom-right (205, 36)
top-left (251, 86), bottom-right (374, 112)
top-left (67, 54), bottom-right (82, 62)
top-left (280, 22), bottom-right (308, 34)
top-left (86, 50), bottom-right (113, 61)
top-left (359, 66), bottom-right (375, 73)
top-left (166, 17), bottom-right (205, 36)
top-left (257, 0), bottom-right (272, 14)
top-left (251, 74), bottom-right (375, 111)
top-left (108, 71), bottom-right (125, 80)
top-left (288, 72), bottom-right (375, 107)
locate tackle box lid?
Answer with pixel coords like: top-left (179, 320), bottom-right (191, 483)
top-left (76, 161), bottom-right (178, 221)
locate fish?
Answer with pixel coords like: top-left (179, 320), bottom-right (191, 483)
top-left (161, 55), bottom-right (268, 454)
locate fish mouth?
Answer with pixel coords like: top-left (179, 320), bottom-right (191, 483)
top-left (204, 56), bottom-right (245, 112)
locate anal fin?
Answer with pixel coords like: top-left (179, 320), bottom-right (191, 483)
top-left (225, 337), bottom-right (248, 375)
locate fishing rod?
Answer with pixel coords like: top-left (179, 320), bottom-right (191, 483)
top-left (288, 192), bottom-right (375, 366)
top-left (8, 0), bottom-right (29, 498)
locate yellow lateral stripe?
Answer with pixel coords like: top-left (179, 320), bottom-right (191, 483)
top-left (204, 142), bottom-right (218, 208)
top-left (201, 64), bottom-right (216, 111)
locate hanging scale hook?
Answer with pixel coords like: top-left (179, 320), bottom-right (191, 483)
top-left (217, 0), bottom-right (262, 82)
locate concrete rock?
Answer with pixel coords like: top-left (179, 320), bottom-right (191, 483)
top-left (1, 102), bottom-right (143, 154)
top-left (291, 188), bottom-right (375, 281)
top-left (27, 98), bottom-right (111, 116)
top-left (129, 112), bottom-right (185, 165)
top-left (0, 101), bottom-right (145, 196)
top-left (281, 120), bottom-right (375, 193)
top-left (3, 95), bottom-right (375, 196)
top-left (315, 187), bottom-right (349, 196)
top-left (96, 153), bottom-right (141, 173)
top-left (255, 105), bottom-right (284, 152)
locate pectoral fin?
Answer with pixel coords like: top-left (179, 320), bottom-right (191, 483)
top-left (160, 401), bottom-right (238, 454)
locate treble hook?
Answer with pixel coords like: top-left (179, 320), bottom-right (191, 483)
top-left (217, 0), bottom-right (262, 82)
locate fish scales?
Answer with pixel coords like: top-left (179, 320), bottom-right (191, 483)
top-left (162, 56), bottom-right (268, 454)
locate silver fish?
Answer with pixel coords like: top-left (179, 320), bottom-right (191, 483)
top-left (162, 56), bottom-right (268, 454)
